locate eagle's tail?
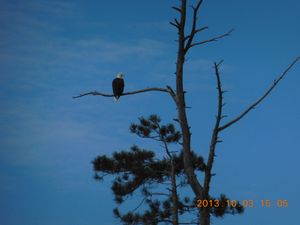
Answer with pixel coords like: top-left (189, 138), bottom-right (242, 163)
top-left (114, 96), bottom-right (119, 101)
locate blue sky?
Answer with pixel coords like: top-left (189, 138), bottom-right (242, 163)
top-left (0, 0), bottom-right (299, 225)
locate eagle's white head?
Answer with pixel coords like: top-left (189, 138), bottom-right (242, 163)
top-left (116, 73), bottom-right (124, 79)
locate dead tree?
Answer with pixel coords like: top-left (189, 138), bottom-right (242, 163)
top-left (74, 0), bottom-right (299, 224)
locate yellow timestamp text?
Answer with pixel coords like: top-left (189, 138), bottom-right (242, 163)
top-left (196, 199), bottom-right (288, 208)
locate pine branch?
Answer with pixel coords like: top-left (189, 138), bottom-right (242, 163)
top-left (132, 196), bottom-right (147, 212)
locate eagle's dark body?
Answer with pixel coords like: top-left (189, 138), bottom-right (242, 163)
top-left (112, 76), bottom-right (124, 101)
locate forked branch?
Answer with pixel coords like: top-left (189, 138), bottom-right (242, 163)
top-left (184, 0), bottom-right (204, 51)
top-left (218, 56), bottom-right (300, 131)
top-left (184, 26), bottom-right (208, 42)
top-left (188, 28), bottom-right (234, 50)
top-left (170, 19), bottom-right (181, 29)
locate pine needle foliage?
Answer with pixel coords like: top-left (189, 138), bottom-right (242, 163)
top-left (92, 115), bottom-right (243, 224)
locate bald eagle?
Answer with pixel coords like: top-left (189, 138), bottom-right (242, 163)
top-left (112, 73), bottom-right (124, 101)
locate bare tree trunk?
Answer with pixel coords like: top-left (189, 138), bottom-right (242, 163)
top-left (175, 0), bottom-right (204, 198)
top-left (173, 1), bottom-right (208, 225)
top-left (200, 208), bottom-right (210, 225)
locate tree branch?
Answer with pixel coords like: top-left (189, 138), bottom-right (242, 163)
top-left (170, 18), bottom-right (181, 29)
top-left (72, 87), bottom-right (171, 99)
top-left (188, 28), bottom-right (234, 49)
top-left (218, 56), bottom-right (300, 131)
top-left (184, 0), bottom-right (204, 51)
top-left (184, 26), bottom-right (208, 42)
top-left (204, 62), bottom-right (224, 195)
top-left (172, 6), bottom-right (183, 14)
top-left (132, 196), bottom-right (147, 212)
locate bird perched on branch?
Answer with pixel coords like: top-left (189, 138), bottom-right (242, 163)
top-left (112, 73), bottom-right (125, 101)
